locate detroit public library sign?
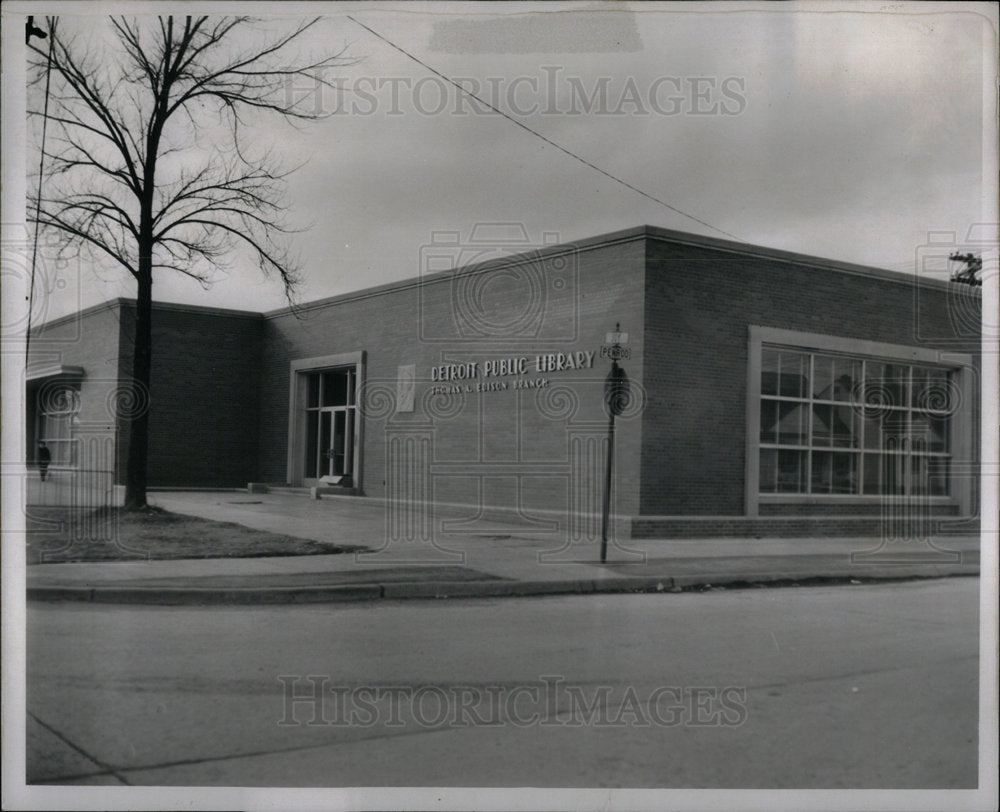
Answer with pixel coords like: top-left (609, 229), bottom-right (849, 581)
top-left (429, 350), bottom-right (597, 394)
top-left (26, 225), bottom-right (980, 541)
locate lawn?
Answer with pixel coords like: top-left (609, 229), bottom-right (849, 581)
top-left (25, 506), bottom-right (364, 564)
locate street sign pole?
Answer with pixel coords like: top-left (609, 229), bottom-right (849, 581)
top-left (601, 324), bottom-right (630, 564)
top-left (600, 407), bottom-right (615, 563)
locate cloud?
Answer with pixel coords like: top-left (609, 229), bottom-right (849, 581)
top-left (21, 6), bottom-right (994, 320)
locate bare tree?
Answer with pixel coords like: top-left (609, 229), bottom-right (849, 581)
top-left (28, 16), bottom-right (354, 508)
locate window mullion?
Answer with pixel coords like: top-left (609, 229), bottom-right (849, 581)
top-left (905, 365), bottom-right (913, 496)
top-left (757, 346), bottom-right (956, 501)
top-left (806, 353), bottom-right (814, 494)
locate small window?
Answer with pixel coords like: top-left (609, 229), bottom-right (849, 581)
top-left (35, 383), bottom-right (81, 466)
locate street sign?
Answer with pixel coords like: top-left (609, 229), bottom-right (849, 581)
top-left (606, 331), bottom-right (629, 345)
top-left (600, 345), bottom-right (631, 360)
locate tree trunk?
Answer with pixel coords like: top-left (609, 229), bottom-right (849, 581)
top-left (124, 125), bottom-right (160, 511)
top-left (123, 265), bottom-right (152, 510)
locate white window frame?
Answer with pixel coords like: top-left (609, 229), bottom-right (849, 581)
top-left (36, 387), bottom-right (81, 467)
top-left (302, 368), bottom-right (357, 480)
top-left (745, 326), bottom-right (974, 516)
top-left (287, 352), bottom-right (365, 488)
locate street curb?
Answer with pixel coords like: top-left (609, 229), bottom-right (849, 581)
top-left (26, 584), bottom-right (384, 605)
top-left (27, 566), bottom-right (979, 606)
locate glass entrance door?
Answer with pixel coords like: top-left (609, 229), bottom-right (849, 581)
top-left (321, 409), bottom-right (353, 477)
top-left (303, 367), bottom-right (356, 483)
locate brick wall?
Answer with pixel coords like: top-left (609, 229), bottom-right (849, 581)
top-left (639, 235), bottom-right (981, 517)
top-left (116, 302), bottom-right (263, 487)
top-left (629, 515), bottom-right (975, 538)
top-left (30, 300), bottom-right (263, 489)
top-left (257, 236), bottom-right (648, 518)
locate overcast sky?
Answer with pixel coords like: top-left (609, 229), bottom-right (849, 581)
top-left (10, 1), bottom-right (997, 322)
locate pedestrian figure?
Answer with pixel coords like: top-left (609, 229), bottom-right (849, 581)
top-left (37, 441), bottom-right (51, 482)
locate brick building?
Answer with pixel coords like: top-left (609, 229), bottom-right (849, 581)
top-left (25, 226), bottom-right (981, 538)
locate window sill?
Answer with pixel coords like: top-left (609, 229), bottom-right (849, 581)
top-left (759, 494), bottom-right (955, 503)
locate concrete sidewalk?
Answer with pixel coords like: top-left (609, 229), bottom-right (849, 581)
top-left (26, 490), bottom-right (981, 605)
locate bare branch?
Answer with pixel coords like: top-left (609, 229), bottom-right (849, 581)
top-left (30, 14), bottom-right (350, 302)
top-left (30, 206), bottom-right (137, 277)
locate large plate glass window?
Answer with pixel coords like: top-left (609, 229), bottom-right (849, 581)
top-left (759, 348), bottom-right (954, 497)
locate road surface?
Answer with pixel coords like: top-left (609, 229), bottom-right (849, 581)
top-left (27, 578), bottom-right (979, 788)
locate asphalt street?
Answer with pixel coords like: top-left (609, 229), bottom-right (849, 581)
top-left (26, 578), bottom-right (979, 788)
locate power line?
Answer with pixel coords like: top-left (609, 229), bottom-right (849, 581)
top-left (26, 16), bottom-right (54, 369)
top-left (345, 16), bottom-right (743, 243)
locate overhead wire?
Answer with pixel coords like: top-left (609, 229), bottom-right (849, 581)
top-left (346, 15), bottom-right (743, 243)
top-left (26, 16), bottom-right (54, 368)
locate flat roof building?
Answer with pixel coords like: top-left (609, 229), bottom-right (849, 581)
top-left (26, 225), bottom-right (981, 541)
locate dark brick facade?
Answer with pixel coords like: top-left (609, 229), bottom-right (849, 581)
top-left (125, 303), bottom-right (262, 488)
top-left (639, 232), bottom-right (980, 518)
